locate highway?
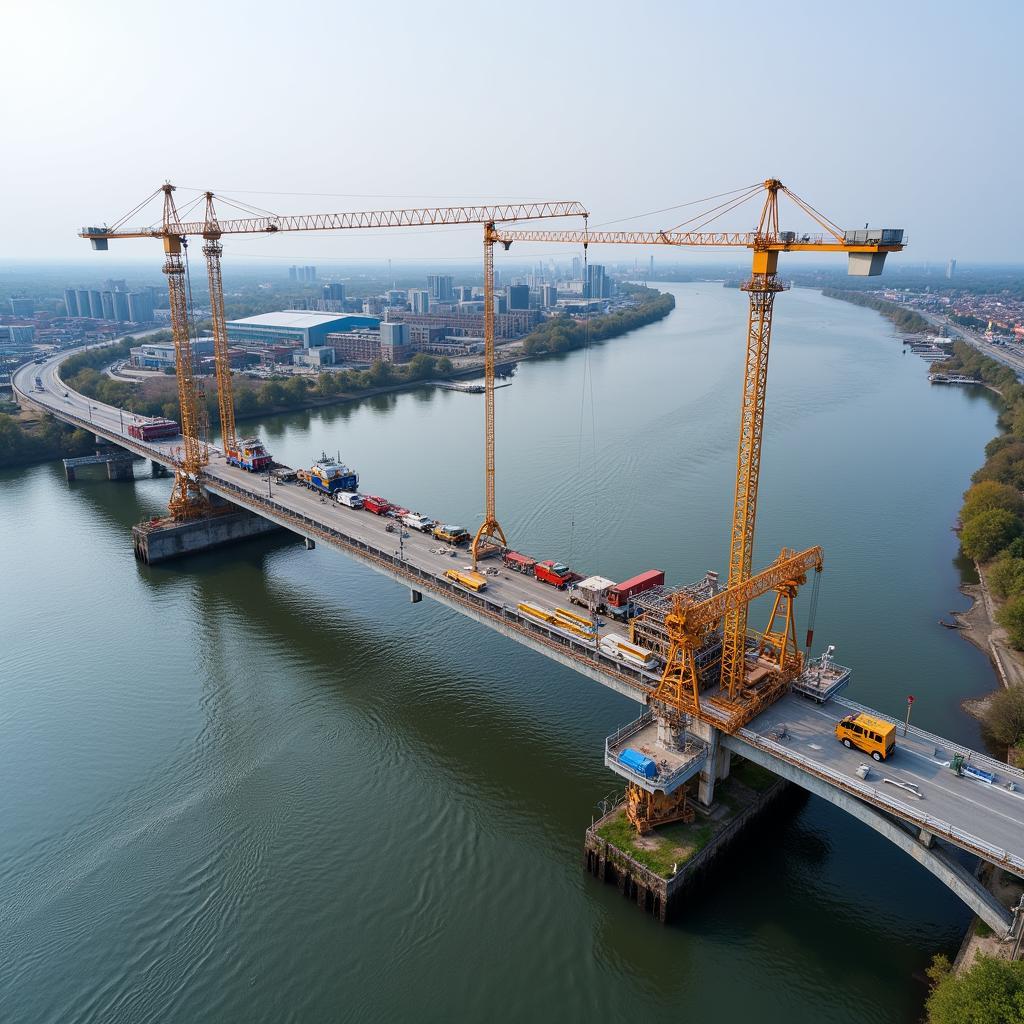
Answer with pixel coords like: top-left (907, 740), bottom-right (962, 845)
top-left (14, 344), bottom-right (1024, 905)
top-left (919, 310), bottom-right (1024, 380)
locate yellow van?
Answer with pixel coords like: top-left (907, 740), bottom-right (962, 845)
top-left (835, 713), bottom-right (896, 762)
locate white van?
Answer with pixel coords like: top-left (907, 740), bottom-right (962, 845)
top-left (336, 491), bottom-right (364, 509)
top-left (401, 512), bottom-right (435, 533)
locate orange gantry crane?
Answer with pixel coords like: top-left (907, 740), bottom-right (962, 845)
top-left (81, 186), bottom-right (588, 536)
top-left (497, 179), bottom-right (904, 729)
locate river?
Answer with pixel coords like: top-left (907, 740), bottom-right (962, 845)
top-left (0, 284), bottom-right (1003, 1022)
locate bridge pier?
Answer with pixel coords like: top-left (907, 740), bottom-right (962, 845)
top-left (151, 461), bottom-right (169, 477)
top-left (688, 718), bottom-right (731, 807)
top-left (304, 537), bottom-right (316, 551)
top-left (410, 589), bottom-right (423, 603)
top-left (132, 506), bottom-right (285, 564)
top-left (107, 459), bottom-right (134, 481)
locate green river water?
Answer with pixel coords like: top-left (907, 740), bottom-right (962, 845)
top-left (0, 284), bottom-right (1004, 1022)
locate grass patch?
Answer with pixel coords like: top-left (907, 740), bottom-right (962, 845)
top-left (596, 810), bottom-right (713, 878)
top-left (730, 758), bottom-right (778, 793)
top-left (974, 918), bottom-right (994, 938)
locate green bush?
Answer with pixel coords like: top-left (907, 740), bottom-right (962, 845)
top-left (984, 686), bottom-right (1024, 748)
top-left (961, 508), bottom-right (1022, 562)
top-left (998, 596), bottom-right (1024, 649)
top-left (988, 556), bottom-right (1024, 599)
top-left (963, 481), bottom-right (1024, 523)
top-left (925, 953), bottom-right (1024, 1023)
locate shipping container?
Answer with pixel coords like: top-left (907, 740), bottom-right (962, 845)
top-left (607, 569), bottom-right (665, 608)
top-left (128, 417), bottom-right (179, 441)
top-left (618, 747), bottom-right (658, 780)
top-left (503, 551), bottom-right (536, 574)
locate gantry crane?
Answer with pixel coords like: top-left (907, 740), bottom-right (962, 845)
top-left (81, 188), bottom-right (588, 536)
top-left (497, 179), bottom-right (904, 729)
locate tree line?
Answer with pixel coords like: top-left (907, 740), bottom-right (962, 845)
top-left (821, 288), bottom-right (931, 334)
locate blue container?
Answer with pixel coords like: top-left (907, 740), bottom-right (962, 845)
top-left (619, 747), bottom-right (658, 779)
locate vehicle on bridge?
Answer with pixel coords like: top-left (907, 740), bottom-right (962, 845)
top-left (297, 453), bottom-right (359, 495)
top-left (128, 416), bottom-right (179, 441)
top-left (433, 524), bottom-right (471, 545)
top-left (599, 633), bottom-right (661, 671)
top-left (502, 551), bottom-right (537, 575)
top-left (226, 437), bottom-right (272, 472)
top-left (335, 492), bottom-right (363, 509)
top-left (605, 569), bottom-right (665, 619)
top-left (444, 567), bottom-right (488, 592)
top-left (400, 512), bottom-right (435, 534)
top-left (534, 560), bottom-right (581, 590)
top-left (835, 713), bottom-right (896, 762)
top-left (362, 495), bottom-right (391, 516)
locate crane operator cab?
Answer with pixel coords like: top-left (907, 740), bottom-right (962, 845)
top-left (835, 713), bottom-right (896, 762)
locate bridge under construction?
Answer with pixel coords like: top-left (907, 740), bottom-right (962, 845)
top-left (12, 179), bottom-right (1024, 935)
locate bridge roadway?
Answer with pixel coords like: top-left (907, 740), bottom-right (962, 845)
top-left (15, 346), bottom-right (1024, 932)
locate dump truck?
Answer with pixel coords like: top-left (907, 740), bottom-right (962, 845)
top-left (297, 452), bottom-right (359, 495)
top-left (534, 560), bottom-right (580, 589)
top-left (362, 495), bottom-right (391, 516)
top-left (503, 551), bottom-right (537, 574)
top-left (433, 524), bottom-right (471, 545)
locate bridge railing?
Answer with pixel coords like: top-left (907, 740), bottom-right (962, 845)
top-left (737, 726), bottom-right (1024, 873)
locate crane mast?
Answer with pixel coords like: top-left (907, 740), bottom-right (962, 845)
top-left (201, 193), bottom-right (237, 456)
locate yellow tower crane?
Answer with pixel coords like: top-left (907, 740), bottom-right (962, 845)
top-left (497, 180), bottom-right (904, 729)
top-left (81, 189), bottom-right (588, 535)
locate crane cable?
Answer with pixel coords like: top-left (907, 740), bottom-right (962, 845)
top-left (804, 568), bottom-right (822, 657)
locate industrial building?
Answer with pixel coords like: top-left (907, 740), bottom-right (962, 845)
top-left (130, 339), bottom-right (214, 370)
top-left (226, 310), bottom-right (380, 350)
top-left (325, 321), bottom-right (411, 364)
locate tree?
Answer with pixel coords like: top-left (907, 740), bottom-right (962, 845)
top-left (988, 556), bottom-right (1024, 599)
top-left (961, 508), bottom-right (1022, 562)
top-left (925, 953), bottom-right (1024, 1023)
top-left (998, 596), bottom-right (1024, 650)
top-left (963, 481), bottom-right (1024, 523)
top-left (984, 686), bottom-right (1024, 749)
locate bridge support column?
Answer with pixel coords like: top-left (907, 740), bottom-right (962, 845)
top-left (304, 537), bottom-right (316, 551)
top-left (151, 461), bottom-right (169, 477)
top-left (918, 828), bottom-right (935, 849)
top-left (687, 718), bottom-right (729, 807)
top-left (64, 464), bottom-right (76, 483)
top-left (410, 589), bottom-right (422, 603)
top-left (106, 459), bottom-right (134, 481)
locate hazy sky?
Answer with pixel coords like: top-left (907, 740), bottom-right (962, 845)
top-left (3, 0), bottom-right (1021, 267)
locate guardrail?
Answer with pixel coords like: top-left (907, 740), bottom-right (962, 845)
top-left (736, 725), bottom-right (1024, 872)
top-left (604, 710), bottom-right (708, 793)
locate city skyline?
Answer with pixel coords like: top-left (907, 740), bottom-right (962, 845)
top-left (2, 1), bottom-right (1021, 264)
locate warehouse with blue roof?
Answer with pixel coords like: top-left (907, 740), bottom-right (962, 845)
top-left (226, 310), bottom-right (380, 349)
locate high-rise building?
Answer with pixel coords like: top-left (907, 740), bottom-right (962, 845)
top-left (649, 255), bottom-right (654, 278)
top-left (454, 286), bottom-right (473, 302)
top-left (289, 266), bottom-right (298, 282)
top-left (322, 283), bottom-right (346, 302)
top-left (409, 288), bottom-right (430, 314)
top-left (585, 264), bottom-right (608, 299)
top-left (64, 289), bottom-right (79, 317)
top-left (386, 289), bottom-right (406, 306)
top-left (506, 285), bottom-right (530, 310)
top-left (101, 292), bottom-right (115, 320)
top-left (128, 291), bottom-right (155, 323)
top-left (306, 266), bottom-right (317, 281)
top-left (380, 321), bottom-right (411, 362)
top-left (571, 256), bottom-right (582, 280)
top-left (88, 290), bottom-right (104, 319)
top-left (9, 298), bottom-right (34, 316)
top-left (112, 291), bottom-right (130, 322)
top-left (493, 294), bottom-right (507, 315)
top-left (76, 289), bottom-right (91, 318)
top-left (542, 285), bottom-right (558, 308)
top-left (427, 274), bottom-right (454, 302)
top-left (946, 258), bottom-right (957, 279)
top-left (102, 278), bottom-right (127, 293)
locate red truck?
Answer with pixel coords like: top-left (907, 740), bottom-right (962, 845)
top-left (503, 551), bottom-right (537, 574)
top-left (606, 569), bottom-right (665, 614)
top-left (534, 560), bottom-right (581, 590)
top-left (362, 495), bottom-right (392, 515)
top-left (128, 417), bottom-right (179, 441)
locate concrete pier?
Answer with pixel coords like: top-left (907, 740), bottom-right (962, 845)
top-left (583, 762), bottom-right (791, 923)
top-left (131, 508), bottom-right (284, 564)
top-left (63, 451), bottom-right (136, 483)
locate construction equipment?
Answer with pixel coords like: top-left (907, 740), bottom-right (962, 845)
top-left (81, 188), bottom-right (588, 525)
top-left (496, 180), bottom-right (903, 729)
top-left (626, 783), bottom-right (694, 835)
top-left (650, 546), bottom-right (823, 724)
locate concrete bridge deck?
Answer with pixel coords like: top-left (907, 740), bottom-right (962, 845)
top-left (14, 345), bottom-right (1024, 932)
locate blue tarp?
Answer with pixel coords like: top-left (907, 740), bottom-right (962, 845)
top-left (618, 747), bottom-right (658, 779)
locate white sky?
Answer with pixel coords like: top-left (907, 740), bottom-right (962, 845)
top-left (2, 0), bottom-right (1020, 265)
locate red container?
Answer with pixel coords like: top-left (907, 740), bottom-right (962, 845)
top-left (534, 560), bottom-right (577, 589)
top-left (363, 495), bottom-right (391, 515)
top-left (128, 417), bottom-right (179, 441)
top-left (607, 569), bottom-right (665, 608)
top-left (502, 551), bottom-right (536, 574)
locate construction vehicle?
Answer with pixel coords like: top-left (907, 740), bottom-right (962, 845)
top-left (503, 551), bottom-right (536, 574)
top-left (225, 436), bottom-right (272, 472)
top-left (433, 524), bottom-right (471, 545)
top-left (444, 567), bottom-right (488, 592)
top-left (569, 575), bottom-right (615, 612)
top-left (950, 753), bottom-right (997, 784)
top-left (362, 495), bottom-right (391, 516)
top-left (496, 179), bottom-right (904, 733)
top-left (81, 187), bottom-right (586, 531)
top-left (297, 452), bottom-right (358, 495)
top-left (534, 560), bottom-right (581, 589)
top-left (517, 601), bottom-right (596, 641)
top-left (400, 512), bottom-right (435, 534)
top-left (128, 417), bottom-right (179, 441)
